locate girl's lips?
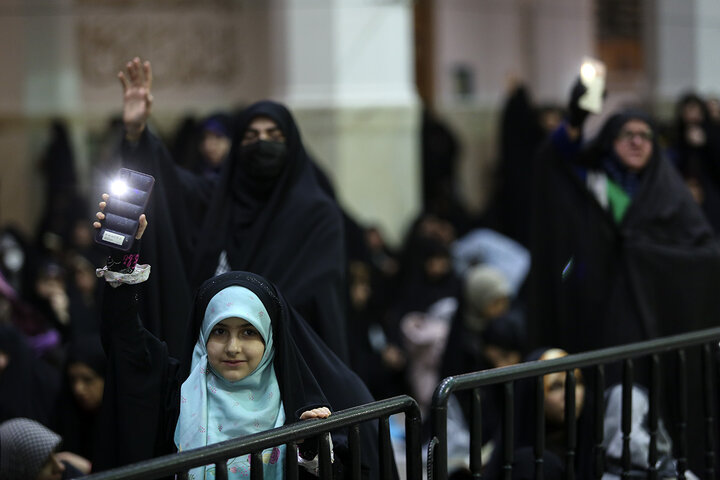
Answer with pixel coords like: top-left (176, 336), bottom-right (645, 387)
top-left (223, 360), bottom-right (246, 365)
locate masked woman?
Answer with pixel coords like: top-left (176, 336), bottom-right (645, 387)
top-left (117, 58), bottom-right (348, 362)
top-left (91, 209), bottom-right (378, 478)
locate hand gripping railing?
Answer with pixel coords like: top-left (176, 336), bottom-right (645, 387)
top-left (428, 326), bottom-right (720, 480)
top-left (82, 395), bottom-right (421, 480)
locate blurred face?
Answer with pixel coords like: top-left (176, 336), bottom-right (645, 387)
top-left (35, 453), bottom-right (64, 480)
top-left (483, 345), bottom-right (521, 369)
top-left (613, 119), bottom-right (653, 172)
top-left (241, 116), bottom-right (286, 146)
top-left (682, 101), bottom-right (704, 125)
top-left (35, 276), bottom-right (65, 299)
top-left (72, 221), bottom-right (93, 249)
top-left (482, 296), bottom-right (510, 320)
top-left (200, 131), bottom-right (231, 167)
top-left (425, 255), bottom-right (451, 280)
top-left (206, 317), bottom-right (265, 382)
top-left (73, 263), bottom-right (96, 296)
top-left (540, 349), bottom-right (585, 425)
top-left (0, 349), bottom-right (8, 374)
top-left (707, 99), bottom-right (720, 123)
top-left (419, 216), bottom-right (456, 246)
top-left (68, 362), bottom-right (104, 412)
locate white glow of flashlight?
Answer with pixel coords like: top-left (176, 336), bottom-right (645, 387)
top-left (580, 62), bottom-right (596, 82)
top-left (110, 179), bottom-right (128, 196)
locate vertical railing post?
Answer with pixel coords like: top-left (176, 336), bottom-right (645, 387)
top-left (621, 358), bottom-right (633, 480)
top-left (703, 343), bottom-right (716, 479)
top-left (215, 459), bottom-right (228, 480)
top-left (535, 377), bottom-right (545, 480)
top-left (677, 350), bottom-right (688, 480)
top-left (349, 424), bottom-right (361, 480)
top-left (432, 400), bottom-right (449, 480)
top-left (594, 364), bottom-right (605, 480)
top-left (286, 443), bottom-right (299, 480)
top-left (379, 416), bottom-right (393, 480)
top-left (318, 433), bottom-right (332, 479)
top-left (503, 381), bottom-right (514, 480)
top-left (470, 387), bottom-right (483, 477)
top-left (406, 405), bottom-right (423, 480)
top-left (251, 451), bottom-right (264, 480)
top-left (565, 370), bottom-right (576, 480)
top-left (648, 355), bottom-right (659, 480)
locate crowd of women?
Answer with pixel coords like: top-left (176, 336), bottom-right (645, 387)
top-left (1, 56), bottom-right (720, 479)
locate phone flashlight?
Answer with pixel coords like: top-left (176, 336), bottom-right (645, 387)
top-left (580, 62), bottom-right (597, 83)
top-left (110, 179), bottom-right (129, 197)
top-left (578, 57), bottom-right (606, 114)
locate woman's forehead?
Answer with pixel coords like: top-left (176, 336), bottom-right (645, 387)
top-left (247, 115), bottom-right (280, 131)
top-left (620, 118), bottom-right (652, 131)
top-left (215, 317), bottom-right (254, 327)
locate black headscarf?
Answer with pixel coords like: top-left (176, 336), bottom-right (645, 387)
top-left (529, 112), bottom-right (720, 473)
top-left (191, 101), bottom-right (349, 361)
top-left (0, 324), bottom-right (60, 427)
top-left (183, 271), bottom-right (380, 477)
top-left (530, 110), bottom-right (720, 353)
top-left (53, 334), bottom-right (106, 460)
top-left (671, 92), bottom-right (720, 234)
top-left (489, 85), bottom-right (548, 247)
top-left (95, 271), bottom-right (380, 477)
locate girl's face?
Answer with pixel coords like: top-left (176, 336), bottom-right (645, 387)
top-left (540, 349), bottom-right (585, 425)
top-left (68, 362), bottom-right (104, 412)
top-left (206, 317), bottom-right (266, 382)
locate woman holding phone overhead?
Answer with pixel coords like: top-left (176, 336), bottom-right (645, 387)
top-left (91, 205), bottom-right (380, 478)
top-left (117, 58), bottom-right (349, 362)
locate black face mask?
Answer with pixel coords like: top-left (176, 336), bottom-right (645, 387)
top-left (239, 140), bottom-right (288, 179)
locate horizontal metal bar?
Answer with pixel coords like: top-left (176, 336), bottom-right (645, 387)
top-left (433, 327), bottom-right (720, 407)
top-left (83, 395), bottom-right (419, 480)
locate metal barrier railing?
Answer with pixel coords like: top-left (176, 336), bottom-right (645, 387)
top-left (428, 326), bottom-right (720, 480)
top-left (82, 395), bottom-right (421, 480)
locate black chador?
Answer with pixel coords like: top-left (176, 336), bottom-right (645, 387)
top-left (94, 271), bottom-right (380, 478)
top-left (121, 101), bottom-right (348, 361)
top-left (529, 111), bottom-right (720, 353)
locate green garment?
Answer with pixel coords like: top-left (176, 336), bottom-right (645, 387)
top-left (606, 178), bottom-right (631, 223)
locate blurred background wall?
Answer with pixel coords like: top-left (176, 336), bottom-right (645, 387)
top-left (1, 0), bottom-right (719, 244)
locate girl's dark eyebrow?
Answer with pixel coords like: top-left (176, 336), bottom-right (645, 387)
top-left (214, 320), bottom-right (255, 328)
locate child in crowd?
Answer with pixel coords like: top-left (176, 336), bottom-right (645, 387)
top-left (93, 203), bottom-right (382, 478)
top-left (0, 417), bottom-right (90, 480)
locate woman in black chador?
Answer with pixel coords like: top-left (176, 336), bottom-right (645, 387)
top-left (117, 58), bottom-right (348, 361)
top-left (529, 82), bottom-right (720, 474)
top-left (529, 80), bottom-right (720, 354)
top-left (92, 214), bottom-right (380, 478)
top-left (52, 334), bottom-right (106, 462)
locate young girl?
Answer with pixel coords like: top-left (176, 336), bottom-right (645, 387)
top-left (93, 211), bottom-right (380, 478)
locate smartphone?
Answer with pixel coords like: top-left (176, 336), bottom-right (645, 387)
top-left (578, 57), bottom-right (606, 114)
top-left (94, 168), bottom-right (155, 251)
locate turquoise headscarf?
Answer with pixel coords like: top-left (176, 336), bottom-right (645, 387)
top-left (174, 286), bottom-right (285, 479)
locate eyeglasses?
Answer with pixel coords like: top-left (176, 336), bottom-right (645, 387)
top-left (617, 129), bottom-right (653, 142)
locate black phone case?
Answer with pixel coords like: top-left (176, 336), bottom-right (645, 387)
top-left (94, 168), bottom-right (155, 251)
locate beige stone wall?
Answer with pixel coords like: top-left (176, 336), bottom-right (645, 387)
top-left (295, 105), bottom-right (421, 246)
top-left (0, 0), bottom-right (264, 237)
top-left (0, 0), bottom-right (421, 245)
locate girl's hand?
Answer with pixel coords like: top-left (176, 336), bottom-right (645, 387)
top-left (300, 407), bottom-right (331, 420)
